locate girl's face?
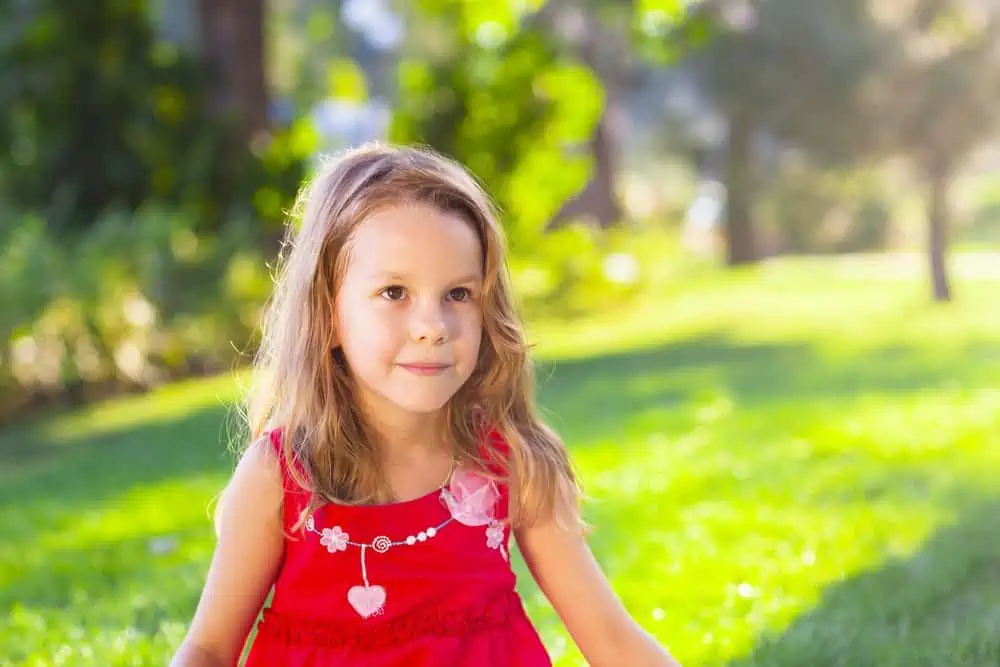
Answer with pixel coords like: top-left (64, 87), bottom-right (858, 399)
top-left (334, 203), bottom-right (484, 419)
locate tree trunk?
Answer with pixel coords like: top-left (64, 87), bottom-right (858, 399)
top-left (724, 108), bottom-right (757, 265)
top-left (547, 3), bottom-right (624, 230)
top-left (550, 109), bottom-right (624, 229)
top-left (196, 0), bottom-right (269, 142)
top-left (927, 162), bottom-right (953, 302)
top-left (589, 106), bottom-right (624, 229)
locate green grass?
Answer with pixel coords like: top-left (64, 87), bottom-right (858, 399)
top-left (3, 251), bottom-right (1000, 666)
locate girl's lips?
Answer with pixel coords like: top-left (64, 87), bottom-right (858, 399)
top-left (398, 363), bottom-right (451, 376)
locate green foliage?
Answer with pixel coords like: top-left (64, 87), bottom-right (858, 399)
top-left (0, 208), bottom-right (272, 418)
top-left (3, 256), bottom-right (1000, 665)
top-left (0, 0), bottom-right (305, 231)
top-left (511, 224), bottom-right (677, 322)
top-left (390, 2), bottom-right (604, 250)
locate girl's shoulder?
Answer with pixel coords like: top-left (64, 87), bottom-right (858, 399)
top-left (214, 431), bottom-right (286, 535)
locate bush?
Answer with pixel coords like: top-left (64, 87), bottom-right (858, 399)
top-left (0, 208), bottom-right (272, 420)
top-left (758, 162), bottom-right (894, 255)
top-left (960, 176), bottom-right (1000, 246)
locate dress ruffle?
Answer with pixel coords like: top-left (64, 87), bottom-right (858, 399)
top-left (257, 590), bottom-right (526, 651)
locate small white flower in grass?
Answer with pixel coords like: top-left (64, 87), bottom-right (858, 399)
top-left (321, 526), bottom-right (349, 553)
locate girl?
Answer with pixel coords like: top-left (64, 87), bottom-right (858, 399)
top-left (171, 143), bottom-right (681, 667)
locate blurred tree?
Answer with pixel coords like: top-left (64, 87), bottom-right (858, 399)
top-left (195, 0), bottom-right (269, 143)
top-left (538, 0), bottom-right (694, 229)
top-left (0, 0), bottom-right (303, 232)
top-left (393, 0), bottom-right (689, 235)
top-left (873, 1), bottom-right (1000, 301)
top-left (390, 0), bottom-right (591, 246)
top-left (0, 0), bottom-right (188, 228)
top-left (685, 0), bottom-right (886, 265)
top-left (537, 0), bottom-right (633, 229)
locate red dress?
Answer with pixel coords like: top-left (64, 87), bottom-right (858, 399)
top-left (244, 430), bottom-right (552, 667)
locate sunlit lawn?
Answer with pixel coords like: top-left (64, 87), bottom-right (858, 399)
top-left (3, 252), bottom-right (1000, 666)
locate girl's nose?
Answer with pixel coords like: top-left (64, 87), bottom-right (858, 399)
top-left (410, 304), bottom-right (449, 344)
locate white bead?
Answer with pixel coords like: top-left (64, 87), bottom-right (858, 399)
top-left (426, 527), bottom-right (437, 538)
top-left (406, 536), bottom-right (416, 546)
top-left (417, 531), bottom-right (427, 542)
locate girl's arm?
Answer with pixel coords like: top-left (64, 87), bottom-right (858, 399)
top-left (515, 498), bottom-right (681, 667)
top-left (170, 438), bottom-right (285, 667)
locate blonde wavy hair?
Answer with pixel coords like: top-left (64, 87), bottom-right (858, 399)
top-left (244, 142), bottom-right (578, 531)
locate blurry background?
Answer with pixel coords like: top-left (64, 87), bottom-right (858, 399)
top-left (2, 1), bottom-right (1000, 665)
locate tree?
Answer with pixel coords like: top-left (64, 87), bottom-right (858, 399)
top-left (538, 0), bottom-right (633, 229)
top-left (391, 0), bottom-right (601, 247)
top-left (0, 0), bottom-right (302, 232)
top-left (874, 1), bottom-right (1000, 301)
top-left (196, 0), bottom-right (270, 143)
top-left (395, 0), bottom-right (690, 233)
top-left (0, 0), bottom-right (217, 228)
top-left (687, 0), bottom-right (887, 265)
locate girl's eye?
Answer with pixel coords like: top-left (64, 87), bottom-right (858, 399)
top-left (380, 285), bottom-right (406, 301)
top-left (448, 287), bottom-right (471, 302)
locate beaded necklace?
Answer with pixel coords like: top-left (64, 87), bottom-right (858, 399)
top-left (306, 466), bottom-right (508, 618)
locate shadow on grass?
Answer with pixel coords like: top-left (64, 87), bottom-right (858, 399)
top-left (536, 332), bottom-right (1000, 445)
top-left (0, 403), bottom-right (237, 510)
top-left (725, 497), bottom-right (1000, 667)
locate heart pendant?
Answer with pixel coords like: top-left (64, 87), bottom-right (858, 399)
top-left (347, 584), bottom-right (386, 618)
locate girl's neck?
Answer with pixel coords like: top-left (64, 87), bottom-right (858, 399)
top-left (352, 388), bottom-right (456, 503)
top-left (358, 391), bottom-right (452, 464)
top-left (377, 416), bottom-right (449, 462)
top-left (364, 401), bottom-right (456, 503)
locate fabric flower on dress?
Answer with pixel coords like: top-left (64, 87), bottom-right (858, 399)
top-left (485, 520), bottom-right (508, 562)
top-left (441, 468), bottom-right (500, 527)
top-left (486, 521), bottom-right (504, 549)
top-left (320, 526), bottom-right (349, 553)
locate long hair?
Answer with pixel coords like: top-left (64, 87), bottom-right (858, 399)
top-left (245, 142), bottom-right (578, 530)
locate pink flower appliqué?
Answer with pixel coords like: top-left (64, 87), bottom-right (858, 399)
top-left (486, 520), bottom-right (508, 561)
top-left (441, 468), bottom-right (500, 527)
top-left (486, 521), bottom-right (504, 549)
top-left (320, 526), bottom-right (349, 553)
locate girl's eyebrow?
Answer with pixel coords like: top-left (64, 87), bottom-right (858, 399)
top-left (368, 271), bottom-right (482, 284)
top-left (368, 271), bottom-right (407, 281)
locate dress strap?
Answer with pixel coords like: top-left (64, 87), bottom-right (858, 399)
top-left (266, 427), bottom-right (311, 531)
top-left (478, 429), bottom-right (512, 479)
